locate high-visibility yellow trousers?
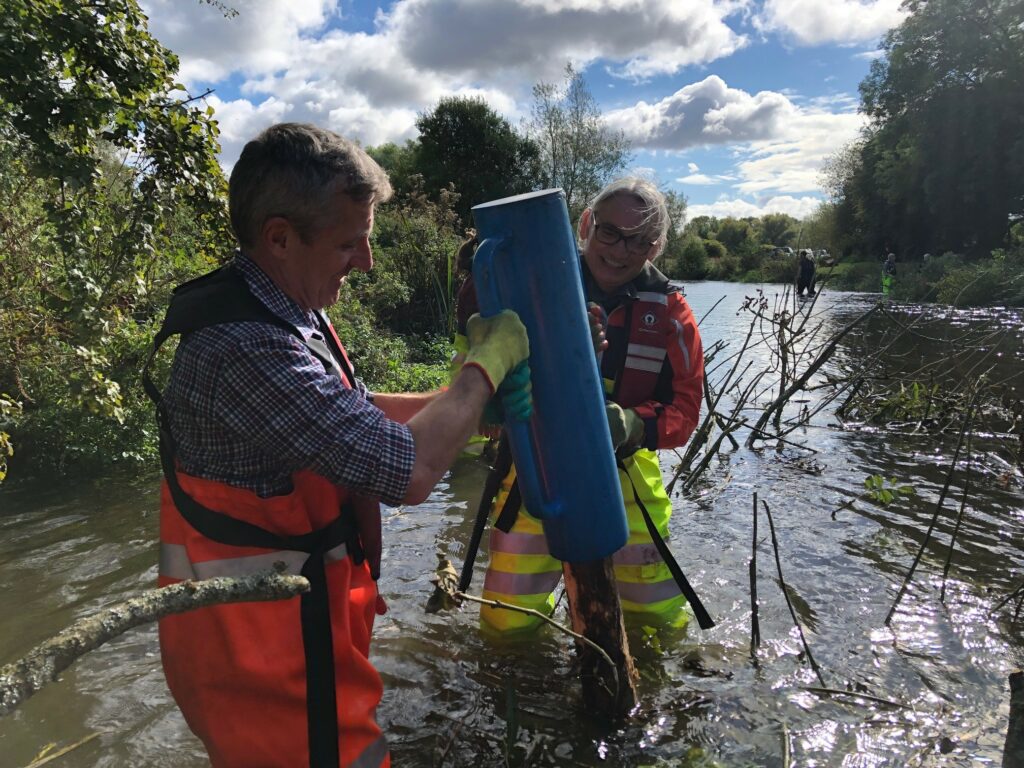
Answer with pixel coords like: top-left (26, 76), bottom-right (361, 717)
top-left (480, 448), bottom-right (688, 634)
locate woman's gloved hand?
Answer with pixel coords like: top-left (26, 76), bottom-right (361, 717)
top-left (605, 402), bottom-right (643, 451)
top-left (463, 310), bottom-right (529, 393)
top-left (481, 360), bottom-right (533, 425)
top-left (587, 302), bottom-right (609, 355)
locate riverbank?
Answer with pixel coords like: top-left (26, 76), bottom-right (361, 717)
top-left (701, 247), bottom-right (1024, 307)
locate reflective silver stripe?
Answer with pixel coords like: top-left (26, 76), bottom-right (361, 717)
top-left (484, 569), bottom-right (562, 596)
top-left (617, 578), bottom-right (682, 605)
top-left (671, 319), bottom-right (692, 372)
top-left (489, 529), bottom-right (551, 555)
top-left (626, 343), bottom-right (667, 361)
top-left (635, 291), bottom-right (668, 305)
top-left (158, 542), bottom-right (348, 580)
top-left (612, 542), bottom-right (662, 566)
top-left (351, 734), bottom-right (389, 768)
top-left (625, 356), bottom-right (663, 373)
top-left (160, 543), bottom-right (196, 580)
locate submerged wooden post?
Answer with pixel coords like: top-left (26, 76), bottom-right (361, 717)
top-left (562, 559), bottom-right (639, 718)
top-left (1004, 671), bottom-right (1024, 768)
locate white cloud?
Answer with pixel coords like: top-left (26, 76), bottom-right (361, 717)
top-left (688, 194), bottom-right (823, 219)
top-left (753, 0), bottom-right (906, 46)
top-left (608, 75), bottom-right (865, 197)
top-left (141, 0), bottom-right (336, 84)
top-left (140, 0), bottom-right (748, 163)
top-left (854, 49), bottom-right (886, 61)
top-left (677, 173), bottom-right (734, 185)
top-left (207, 95), bottom-right (293, 170)
top-left (735, 109), bottom-right (864, 195)
top-left (384, 0), bottom-right (747, 81)
top-left (139, 0), bottom-right (867, 200)
top-left (605, 75), bottom-right (797, 150)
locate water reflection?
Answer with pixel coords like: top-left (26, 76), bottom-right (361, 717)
top-left (0, 282), bottom-right (1021, 766)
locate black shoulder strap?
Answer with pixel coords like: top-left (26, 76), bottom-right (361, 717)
top-left (142, 260), bottom-right (358, 554)
top-left (142, 263), bottom-right (300, 407)
top-left (313, 310), bottom-right (358, 386)
top-left (458, 433), bottom-right (515, 592)
top-left (620, 460), bottom-right (716, 630)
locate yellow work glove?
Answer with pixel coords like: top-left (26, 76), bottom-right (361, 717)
top-left (463, 310), bottom-right (530, 394)
top-left (606, 403), bottom-right (644, 451)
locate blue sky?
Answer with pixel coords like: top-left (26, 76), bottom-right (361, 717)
top-left (139, 0), bottom-right (904, 220)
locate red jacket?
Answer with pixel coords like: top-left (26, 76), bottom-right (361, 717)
top-left (591, 262), bottom-right (704, 452)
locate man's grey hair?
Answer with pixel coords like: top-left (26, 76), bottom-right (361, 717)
top-left (229, 122), bottom-right (393, 248)
top-left (587, 177), bottom-right (670, 257)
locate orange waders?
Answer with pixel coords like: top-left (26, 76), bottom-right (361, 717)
top-left (158, 468), bottom-right (389, 768)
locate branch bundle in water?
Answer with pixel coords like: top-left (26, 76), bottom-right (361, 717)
top-left (0, 569), bottom-right (309, 716)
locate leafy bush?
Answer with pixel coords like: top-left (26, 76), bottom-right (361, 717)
top-left (822, 261), bottom-right (881, 292)
top-left (707, 253), bottom-right (740, 280)
top-left (662, 236), bottom-right (708, 280)
top-left (934, 261), bottom-right (1021, 306)
top-left (703, 239), bottom-right (727, 260)
top-left (760, 255), bottom-right (798, 284)
top-left (360, 187), bottom-right (463, 337)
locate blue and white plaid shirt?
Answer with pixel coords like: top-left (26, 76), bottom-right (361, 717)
top-left (163, 253), bottom-right (415, 504)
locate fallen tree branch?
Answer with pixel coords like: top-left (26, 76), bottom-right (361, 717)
top-left (941, 429), bottom-right (973, 602)
top-left (453, 594), bottom-right (618, 694)
top-left (885, 388), bottom-right (978, 626)
top-left (801, 686), bottom-right (912, 710)
top-left (762, 499), bottom-right (826, 687)
top-left (748, 303), bottom-right (881, 447)
top-left (24, 732), bottom-right (101, 768)
top-left (0, 569), bottom-right (310, 717)
top-left (993, 578), bottom-right (1024, 616)
top-left (428, 557), bottom-right (619, 696)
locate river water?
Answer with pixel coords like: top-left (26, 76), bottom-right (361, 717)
top-left (1, 281), bottom-right (1022, 767)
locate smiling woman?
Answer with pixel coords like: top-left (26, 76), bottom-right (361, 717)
top-left (578, 177), bottom-right (670, 294)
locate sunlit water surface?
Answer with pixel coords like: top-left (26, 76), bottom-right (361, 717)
top-left (1, 282), bottom-right (1022, 767)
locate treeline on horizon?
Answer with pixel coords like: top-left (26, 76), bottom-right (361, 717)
top-left (0, 0), bottom-right (1021, 483)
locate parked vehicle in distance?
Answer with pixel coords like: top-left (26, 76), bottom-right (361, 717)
top-left (773, 246), bottom-right (795, 258)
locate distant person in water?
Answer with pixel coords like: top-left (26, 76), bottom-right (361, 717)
top-left (796, 248), bottom-right (816, 297)
top-left (882, 252), bottom-right (896, 295)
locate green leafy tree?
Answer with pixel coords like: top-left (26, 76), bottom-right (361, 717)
top-left (657, 189), bottom-right (688, 274)
top-left (676, 237), bottom-right (709, 280)
top-left (414, 96), bottom-right (540, 223)
top-left (842, 0), bottom-right (1024, 257)
top-left (704, 239), bottom-right (727, 261)
top-left (365, 140), bottom-right (421, 201)
top-left (0, 0), bottom-right (229, 479)
top-left (758, 213), bottom-right (799, 247)
top-left (716, 217), bottom-right (757, 262)
top-left (801, 202), bottom-right (848, 260)
top-left (526, 64), bottom-right (631, 219)
top-left (684, 215), bottom-right (719, 240)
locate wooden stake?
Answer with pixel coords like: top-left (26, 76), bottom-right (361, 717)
top-left (562, 559), bottom-right (639, 718)
top-left (1005, 671), bottom-right (1024, 768)
top-left (750, 491), bottom-right (761, 657)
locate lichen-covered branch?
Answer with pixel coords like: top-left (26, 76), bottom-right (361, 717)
top-left (0, 569), bottom-right (309, 717)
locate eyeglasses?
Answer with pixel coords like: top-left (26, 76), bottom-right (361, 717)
top-left (590, 213), bottom-right (658, 256)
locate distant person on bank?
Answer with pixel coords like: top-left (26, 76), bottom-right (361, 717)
top-left (882, 252), bottom-right (896, 295)
top-left (145, 122), bottom-right (532, 768)
top-left (797, 248), bottom-right (817, 297)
